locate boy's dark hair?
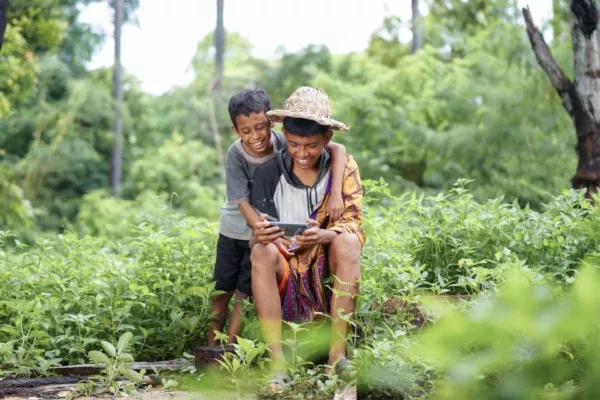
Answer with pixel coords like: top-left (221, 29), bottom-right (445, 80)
top-left (282, 117), bottom-right (329, 137)
top-left (228, 89), bottom-right (271, 128)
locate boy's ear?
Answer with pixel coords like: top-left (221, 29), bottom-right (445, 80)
top-left (324, 129), bottom-right (333, 144)
top-left (269, 119), bottom-right (275, 128)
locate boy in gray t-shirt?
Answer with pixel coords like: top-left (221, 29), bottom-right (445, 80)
top-left (207, 89), bottom-right (348, 346)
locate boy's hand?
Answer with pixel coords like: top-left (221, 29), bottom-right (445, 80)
top-left (327, 191), bottom-right (343, 221)
top-left (253, 214), bottom-right (284, 245)
top-left (274, 238), bottom-right (295, 259)
top-left (293, 218), bottom-right (336, 248)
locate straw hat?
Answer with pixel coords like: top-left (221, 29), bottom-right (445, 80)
top-left (266, 86), bottom-right (349, 131)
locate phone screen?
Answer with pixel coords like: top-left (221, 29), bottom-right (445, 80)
top-left (269, 222), bottom-right (308, 237)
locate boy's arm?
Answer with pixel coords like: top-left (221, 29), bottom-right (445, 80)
top-left (326, 141), bottom-right (347, 221)
top-left (239, 202), bottom-right (261, 230)
top-left (327, 155), bottom-right (366, 247)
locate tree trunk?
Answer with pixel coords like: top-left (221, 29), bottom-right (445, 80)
top-left (523, 0), bottom-right (600, 198)
top-left (210, 0), bottom-right (225, 176)
top-left (110, 0), bottom-right (124, 190)
top-left (207, 84), bottom-right (225, 178)
top-left (0, 0), bottom-right (7, 51)
top-left (214, 0), bottom-right (225, 92)
top-left (411, 0), bottom-right (423, 54)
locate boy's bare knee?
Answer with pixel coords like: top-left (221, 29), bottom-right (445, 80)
top-left (251, 243), bottom-right (279, 272)
top-left (331, 233), bottom-right (361, 261)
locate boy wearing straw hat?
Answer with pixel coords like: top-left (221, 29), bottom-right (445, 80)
top-left (250, 86), bottom-right (365, 392)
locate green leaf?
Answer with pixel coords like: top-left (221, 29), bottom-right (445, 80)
top-left (88, 350), bottom-right (109, 365)
top-left (117, 332), bottom-right (133, 354)
top-left (101, 341), bottom-right (116, 358)
top-left (118, 353), bottom-right (134, 362)
top-left (119, 366), bottom-right (143, 383)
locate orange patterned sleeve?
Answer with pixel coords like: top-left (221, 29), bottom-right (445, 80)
top-left (327, 155), bottom-right (366, 247)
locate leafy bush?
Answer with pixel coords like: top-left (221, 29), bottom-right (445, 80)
top-left (3, 178), bottom-right (600, 397)
top-left (124, 134), bottom-right (223, 219)
top-left (0, 213), bottom-right (218, 376)
top-left (410, 264), bottom-right (600, 399)
top-left (0, 163), bottom-right (33, 232)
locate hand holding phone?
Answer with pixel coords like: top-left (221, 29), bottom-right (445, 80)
top-left (268, 222), bottom-right (309, 238)
top-left (254, 214), bottom-right (286, 244)
top-left (292, 218), bottom-right (333, 248)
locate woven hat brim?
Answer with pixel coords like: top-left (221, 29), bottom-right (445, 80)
top-left (266, 109), bottom-right (349, 131)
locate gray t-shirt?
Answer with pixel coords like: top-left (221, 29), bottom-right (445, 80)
top-left (219, 131), bottom-right (286, 240)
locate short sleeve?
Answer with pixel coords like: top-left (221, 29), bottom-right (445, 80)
top-left (225, 145), bottom-right (251, 205)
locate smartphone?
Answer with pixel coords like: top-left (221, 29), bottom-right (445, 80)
top-left (268, 222), bottom-right (309, 237)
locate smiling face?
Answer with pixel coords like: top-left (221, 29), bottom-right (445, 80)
top-left (283, 129), bottom-right (333, 171)
top-left (233, 112), bottom-right (273, 158)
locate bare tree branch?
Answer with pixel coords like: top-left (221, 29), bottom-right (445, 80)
top-left (111, 0), bottom-right (125, 190)
top-left (207, 81), bottom-right (225, 178)
top-left (570, 0), bottom-right (600, 123)
top-left (411, 0), bottom-right (423, 54)
top-left (522, 6), bottom-right (574, 116)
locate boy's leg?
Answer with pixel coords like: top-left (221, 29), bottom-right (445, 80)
top-left (227, 245), bottom-right (252, 343)
top-left (250, 243), bottom-right (287, 371)
top-left (227, 290), bottom-right (249, 343)
top-left (327, 233), bottom-right (362, 366)
top-left (208, 234), bottom-right (244, 346)
top-left (208, 290), bottom-right (234, 346)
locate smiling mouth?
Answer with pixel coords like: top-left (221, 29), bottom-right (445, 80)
top-left (297, 158), bottom-right (311, 166)
top-left (251, 140), bottom-right (265, 149)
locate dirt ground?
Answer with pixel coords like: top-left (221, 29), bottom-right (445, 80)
top-left (3, 385), bottom-right (357, 400)
top-left (3, 387), bottom-right (257, 400)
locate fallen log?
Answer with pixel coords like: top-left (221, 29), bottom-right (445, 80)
top-left (1, 383), bottom-right (78, 399)
top-left (0, 375), bottom-right (160, 398)
top-left (50, 359), bottom-right (190, 376)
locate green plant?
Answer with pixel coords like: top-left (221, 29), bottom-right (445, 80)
top-left (77, 332), bottom-right (145, 396)
top-left (217, 337), bottom-right (268, 393)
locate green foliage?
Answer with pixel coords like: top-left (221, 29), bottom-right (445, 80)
top-left (79, 331), bottom-right (146, 396)
top-left (0, 163), bottom-right (33, 231)
top-left (366, 16), bottom-right (411, 68)
top-left (427, 0), bottom-right (521, 56)
top-left (124, 134), bottom-right (223, 219)
top-left (412, 264), bottom-right (600, 399)
top-left (2, 2), bottom-right (600, 397)
top-left (308, 19), bottom-right (574, 209)
top-left (2, 180), bottom-right (600, 399)
top-left (0, 213), bottom-right (217, 376)
top-left (74, 190), bottom-right (173, 239)
top-left (0, 0), bottom-right (108, 116)
top-left (0, 23), bottom-right (41, 116)
top-left (258, 44), bottom-right (333, 107)
top-left (16, 137), bottom-right (108, 230)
